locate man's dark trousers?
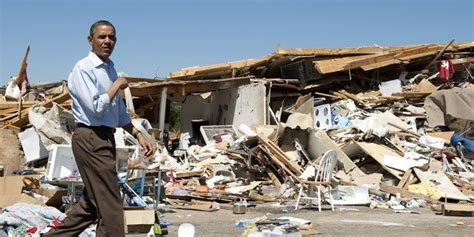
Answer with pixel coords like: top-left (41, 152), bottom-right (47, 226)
top-left (44, 126), bottom-right (124, 237)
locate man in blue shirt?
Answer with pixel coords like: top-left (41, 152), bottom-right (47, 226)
top-left (44, 20), bottom-right (154, 236)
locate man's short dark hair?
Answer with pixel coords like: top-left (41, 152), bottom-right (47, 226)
top-left (89, 20), bottom-right (116, 36)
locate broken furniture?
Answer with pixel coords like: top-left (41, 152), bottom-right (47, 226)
top-left (295, 149), bottom-right (337, 212)
top-left (45, 144), bottom-right (141, 209)
top-left (134, 167), bottom-right (169, 210)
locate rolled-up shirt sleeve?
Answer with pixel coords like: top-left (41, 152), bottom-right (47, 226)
top-left (68, 65), bottom-right (111, 117)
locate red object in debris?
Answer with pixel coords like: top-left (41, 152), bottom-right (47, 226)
top-left (49, 218), bottom-right (62, 227)
top-left (27, 226), bottom-right (38, 234)
top-left (167, 170), bottom-right (177, 183)
top-left (213, 134), bottom-right (223, 143)
top-left (439, 59), bottom-right (455, 81)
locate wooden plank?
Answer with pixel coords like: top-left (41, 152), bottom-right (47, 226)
top-left (337, 90), bottom-right (368, 107)
top-left (258, 135), bottom-right (303, 175)
top-left (265, 168), bottom-right (282, 187)
top-left (312, 92), bottom-right (341, 99)
top-left (175, 170), bottom-right (205, 179)
top-left (356, 142), bottom-right (404, 179)
top-left (450, 42), bottom-right (474, 50)
top-left (396, 168), bottom-right (412, 189)
top-left (387, 122), bottom-right (419, 137)
top-left (129, 77), bottom-right (251, 97)
top-left (413, 79), bottom-right (438, 93)
top-left (0, 107), bottom-right (21, 116)
top-left (394, 45), bottom-right (441, 59)
top-left (358, 45), bottom-right (442, 71)
top-left (275, 46), bottom-right (385, 56)
top-left (17, 98), bottom-right (22, 120)
top-left (397, 49), bottom-right (443, 61)
top-left (442, 203), bottom-right (474, 217)
top-left (258, 145), bottom-right (302, 184)
top-left (303, 77), bottom-right (350, 90)
top-left (426, 131), bottom-right (455, 145)
top-left (424, 40), bottom-right (454, 69)
top-left (391, 92), bottom-right (431, 99)
top-left (169, 58), bottom-right (269, 79)
top-left (406, 176), bottom-right (419, 187)
top-left (385, 44), bottom-right (432, 53)
top-left (124, 77), bottom-right (162, 84)
top-left (450, 57), bottom-right (474, 64)
top-left (1, 92), bottom-right (71, 128)
top-left (0, 101), bottom-right (40, 109)
top-left (343, 53), bottom-right (397, 71)
top-left (313, 55), bottom-right (370, 74)
top-left (361, 58), bottom-right (402, 71)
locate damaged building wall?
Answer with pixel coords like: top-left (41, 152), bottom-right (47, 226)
top-left (180, 83), bottom-right (266, 135)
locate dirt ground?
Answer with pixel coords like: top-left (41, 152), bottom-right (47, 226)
top-left (0, 128), bottom-right (25, 176)
top-left (128, 204), bottom-right (474, 237)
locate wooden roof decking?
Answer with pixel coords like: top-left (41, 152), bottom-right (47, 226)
top-left (128, 76), bottom-right (252, 97)
top-left (166, 42), bottom-right (474, 81)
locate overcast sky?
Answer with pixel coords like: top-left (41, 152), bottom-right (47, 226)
top-left (1, 0), bottom-right (473, 85)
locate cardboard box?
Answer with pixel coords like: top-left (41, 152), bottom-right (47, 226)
top-left (123, 208), bottom-right (155, 233)
top-left (0, 176), bottom-right (44, 208)
top-left (426, 131), bottom-right (455, 145)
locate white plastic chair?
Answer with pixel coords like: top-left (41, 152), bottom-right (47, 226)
top-left (295, 149), bottom-right (337, 212)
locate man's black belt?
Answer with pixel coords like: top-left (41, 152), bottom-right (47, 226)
top-left (76, 123), bottom-right (115, 133)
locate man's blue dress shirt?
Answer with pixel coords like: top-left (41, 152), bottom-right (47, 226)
top-left (68, 51), bottom-right (131, 127)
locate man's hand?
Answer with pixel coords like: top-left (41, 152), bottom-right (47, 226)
top-left (137, 133), bottom-right (155, 157)
top-left (107, 77), bottom-right (129, 102)
top-left (115, 77), bottom-right (129, 89)
top-left (122, 123), bottom-right (155, 157)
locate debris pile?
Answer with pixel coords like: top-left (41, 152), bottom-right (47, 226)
top-left (1, 42), bottom-right (474, 235)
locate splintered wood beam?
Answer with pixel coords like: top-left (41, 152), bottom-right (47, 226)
top-left (124, 76), bottom-right (162, 83)
top-left (303, 77), bottom-right (350, 91)
top-left (356, 45), bottom-right (442, 71)
top-left (257, 134), bottom-right (304, 175)
top-left (276, 46), bottom-right (384, 56)
top-left (361, 59), bottom-right (402, 71)
top-left (425, 39), bottom-right (455, 69)
top-left (169, 57), bottom-right (269, 79)
top-left (450, 57), bottom-right (474, 64)
top-left (1, 92), bottom-right (71, 129)
top-left (313, 55), bottom-right (370, 74)
top-left (393, 45), bottom-right (442, 59)
top-left (343, 53), bottom-right (397, 71)
top-left (17, 98), bottom-right (22, 120)
top-left (397, 168), bottom-right (413, 189)
top-left (0, 101), bottom-right (41, 109)
top-left (129, 77), bottom-right (252, 97)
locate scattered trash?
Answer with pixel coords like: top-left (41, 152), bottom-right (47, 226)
top-left (1, 42), bottom-right (474, 236)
